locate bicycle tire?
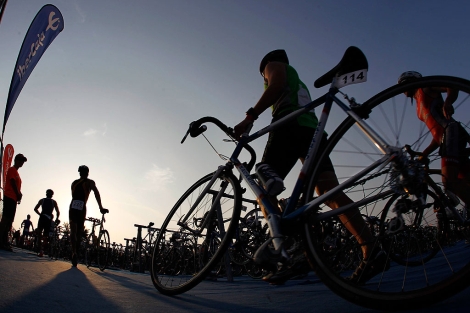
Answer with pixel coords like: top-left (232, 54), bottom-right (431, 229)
top-left (98, 230), bottom-right (110, 271)
top-left (150, 171), bottom-right (242, 295)
top-left (84, 233), bottom-right (95, 268)
top-left (303, 76), bottom-right (470, 310)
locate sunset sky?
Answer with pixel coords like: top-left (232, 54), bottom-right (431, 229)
top-left (1, 0), bottom-right (470, 244)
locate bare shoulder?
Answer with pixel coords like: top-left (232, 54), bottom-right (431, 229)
top-left (87, 179), bottom-right (97, 188)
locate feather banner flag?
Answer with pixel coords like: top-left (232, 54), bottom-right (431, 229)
top-left (2, 4), bottom-right (64, 135)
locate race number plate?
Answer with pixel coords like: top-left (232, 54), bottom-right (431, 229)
top-left (334, 69), bottom-right (367, 89)
top-left (71, 200), bottom-right (84, 210)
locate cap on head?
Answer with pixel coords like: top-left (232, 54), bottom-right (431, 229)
top-left (14, 154), bottom-right (27, 162)
top-left (259, 49), bottom-right (289, 76)
top-left (398, 71), bottom-right (422, 84)
top-left (78, 165), bottom-right (89, 174)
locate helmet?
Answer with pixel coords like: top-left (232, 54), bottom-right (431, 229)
top-left (398, 71), bottom-right (422, 84)
top-left (46, 189), bottom-right (54, 196)
top-left (259, 49), bottom-right (289, 76)
top-left (78, 165), bottom-right (89, 174)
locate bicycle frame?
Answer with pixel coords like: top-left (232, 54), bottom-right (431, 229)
top-left (230, 77), bottom-right (401, 250)
top-left (87, 214), bottom-right (106, 244)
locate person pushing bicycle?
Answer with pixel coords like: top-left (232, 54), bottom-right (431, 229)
top-left (69, 165), bottom-right (108, 267)
top-left (33, 189), bottom-right (60, 257)
top-left (234, 50), bottom-right (387, 284)
top-left (398, 71), bottom-right (470, 212)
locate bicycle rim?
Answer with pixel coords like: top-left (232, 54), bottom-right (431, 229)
top-left (150, 171), bottom-right (242, 295)
top-left (84, 234), bottom-right (94, 268)
top-left (98, 230), bottom-right (110, 271)
top-left (303, 76), bottom-right (470, 310)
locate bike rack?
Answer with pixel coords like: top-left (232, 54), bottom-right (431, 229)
top-left (132, 224), bottom-right (159, 273)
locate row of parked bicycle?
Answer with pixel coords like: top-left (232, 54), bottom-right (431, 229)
top-left (8, 197), bottom-right (470, 280)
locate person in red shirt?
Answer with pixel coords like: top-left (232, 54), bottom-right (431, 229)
top-left (0, 153), bottom-right (27, 251)
top-left (398, 71), bottom-right (470, 209)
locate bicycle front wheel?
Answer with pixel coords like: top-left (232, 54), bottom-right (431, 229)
top-left (150, 171), bottom-right (242, 295)
top-left (98, 230), bottom-right (110, 271)
top-left (303, 76), bottom-right (470, 310)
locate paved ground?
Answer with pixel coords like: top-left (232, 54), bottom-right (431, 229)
top-left (1, 247), bottom-right (470, 313)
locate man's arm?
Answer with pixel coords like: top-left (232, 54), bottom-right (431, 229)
top-left (33, 200), bottom-right (42, 216)
top-left (429, 87), bottom-right (458, 119)
top-left (252, 61), bottom-right (287, 115)
top-left (234, 62), bottom-right (287, 138)
top-left (91, 182), bottom-right (104, 210)
top-left (422, 139), bottom-right (440, 157)
top-left (53, 200), bottom-right (60, 220)
top-left (10, 178), bottom-right (22, 202)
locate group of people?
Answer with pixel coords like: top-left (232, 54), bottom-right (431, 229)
top-left (0, 161), bottom-right (108, 267)
top-left (1, 49), bottom-right (469, 284)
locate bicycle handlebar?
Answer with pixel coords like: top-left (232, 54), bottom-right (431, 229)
top-left (181, 116), bottom-right (257, 172)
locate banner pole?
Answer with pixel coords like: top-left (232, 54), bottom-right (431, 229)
top-left (0, 0), bottom-right (8, 25)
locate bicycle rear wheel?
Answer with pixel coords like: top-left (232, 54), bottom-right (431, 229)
top-left (150, 171), bottom-right (242, 295)
top-left (84, 234), bottom-right (95, 268)
top-left (98, 230), bottom-right (110, 271)
top-left (303, 76), bottom-right (470, 310)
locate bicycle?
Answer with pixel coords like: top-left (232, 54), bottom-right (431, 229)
top-left (150, 46), bottom-right (470, 310)
top-left (48, 220), bottom-right (62, 260)
top-left (130, 222), bottom-right (159, 273)
top-left (84, 210), bottom-right (110, 271)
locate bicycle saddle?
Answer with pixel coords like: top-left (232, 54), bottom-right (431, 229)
top-left (314, 46), bottom-right (368, 88)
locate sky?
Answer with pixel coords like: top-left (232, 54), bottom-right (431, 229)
top-left (1, 0), bottom-right (470, 245)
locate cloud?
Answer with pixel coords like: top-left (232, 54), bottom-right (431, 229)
top-left (144, 164), bottom-right (174, 190)
top-left (73, 0), bottom-right (86, 23)
top-left (83, 128), bottom-right (97, 136)
top-left (83, 123), bottom-right (107, 137)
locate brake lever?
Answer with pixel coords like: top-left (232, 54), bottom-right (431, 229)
top-left (181, 128), bottom-right (190, 144)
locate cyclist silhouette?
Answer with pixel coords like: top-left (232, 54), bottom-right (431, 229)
top-left (398, 71), bottom-right (470, 210)
top-left (0, 153), bottom-right (27, 252)
top-left (20, 214), bottom-right (34, 247)
top-left (34, 189), bottom-right (60, 256)
top-left (234, 50), bottom-right (384, 284)
top-left (69, 165), bottom-right (108, 267)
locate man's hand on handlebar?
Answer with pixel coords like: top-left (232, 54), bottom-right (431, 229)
top-left (234, 119), bottom-right (253, 139)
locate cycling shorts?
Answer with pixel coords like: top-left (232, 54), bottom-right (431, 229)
top-left (37, 215), bottom-right (52, 237)
top-left (262, 115), bottom-right (334, 180)
top-left (439, 122), bottom-right (469, 158)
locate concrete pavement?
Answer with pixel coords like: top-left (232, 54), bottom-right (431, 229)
top-left (1, 247), bottom-right (470, 313)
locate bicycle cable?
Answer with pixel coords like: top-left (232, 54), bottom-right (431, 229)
top-left (201, 133), bottom-right (230, 161)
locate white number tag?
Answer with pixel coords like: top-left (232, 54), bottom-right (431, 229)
top-left (71, 200), bottom-right (85, 211)
top-left (334, 69), bottom-right (367, 89)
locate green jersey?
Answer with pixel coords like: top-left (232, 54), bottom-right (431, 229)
top-left (266, 64), bottom-right (318, 128)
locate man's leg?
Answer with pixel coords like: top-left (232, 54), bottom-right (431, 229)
top-left (0, 217), bottom-right (13, 248)
top-left (442, 158), bottom-right (470, 208)
top-left (315, 171), bottom-right (375, 258)
top-left (70, 221), bottom-right (78, 256)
